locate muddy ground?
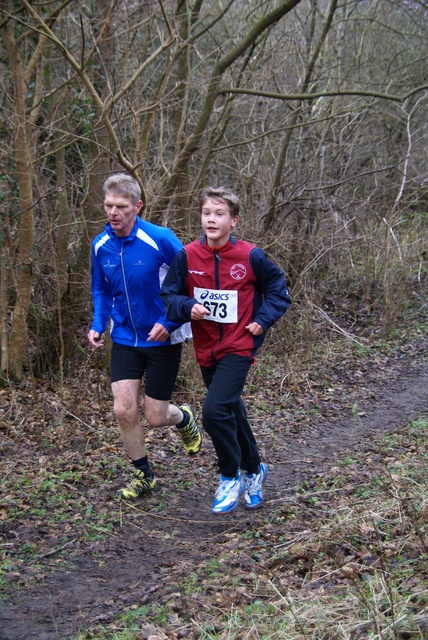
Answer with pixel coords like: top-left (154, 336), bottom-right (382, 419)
top-left (1, 329), bottom-right (428, 640)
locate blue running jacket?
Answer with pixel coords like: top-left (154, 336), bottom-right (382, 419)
top-left (90, 217), bottom-right (191, 347)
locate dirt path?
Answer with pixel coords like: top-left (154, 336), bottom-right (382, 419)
top-left (1, 355), bottom-right (428, 640)
top-left (275, 365), bottom-right (428, 495)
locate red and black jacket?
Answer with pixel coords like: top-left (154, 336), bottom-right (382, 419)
top-left (161, 235), bottom-right (291, 367)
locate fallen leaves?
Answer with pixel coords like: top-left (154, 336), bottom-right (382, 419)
top-left (1, 314), bottom-right (428, 639)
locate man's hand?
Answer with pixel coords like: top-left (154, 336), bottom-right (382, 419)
top-left (88, 330), bottom-right (104, 348)
top-left (191, 303), bottom-right (211, 321)
top-left (245, 321), bottom-right (264, 336)
top-left (147, 322), bottom-right (170, 342)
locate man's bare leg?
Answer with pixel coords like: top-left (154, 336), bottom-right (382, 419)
top-left (144, 395), bottom-right (202, 456)
top-left (144, 395), bottom-right (184, 428)
top-left (113, 385), bottom-right (201, 499)
top-left (112, 379), bottom-right (146, 459)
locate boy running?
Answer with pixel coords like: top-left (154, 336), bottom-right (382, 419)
top-left (161, 187), bottom-right (291, 514)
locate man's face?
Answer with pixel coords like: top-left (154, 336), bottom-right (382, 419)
top-left (201, 197), bottom-right (238, 248)
top-left (104, 192), bottom-right (142, 237)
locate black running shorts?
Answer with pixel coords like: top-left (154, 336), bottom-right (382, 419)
top-left (110, 342), bottom-right (182, 401)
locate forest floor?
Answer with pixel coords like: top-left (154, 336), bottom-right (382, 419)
top-left (1, 287), bottom-right (428, 640)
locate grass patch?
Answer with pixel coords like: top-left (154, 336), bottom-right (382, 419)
top-left (66, 418), bottom-right (428, 639)
top-left (1, 301), bottom-right (427, 638)
top-left (197, 417), bottom-right (428, 639)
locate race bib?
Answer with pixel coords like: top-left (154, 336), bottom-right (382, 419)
top-left (194, 287), bottom-right (238, 324)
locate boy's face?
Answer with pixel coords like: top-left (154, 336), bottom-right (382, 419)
top-left (201, 197), bottom-right (238, 248)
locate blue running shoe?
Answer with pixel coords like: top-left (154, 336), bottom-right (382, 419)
top-left (244, 463), bottom-right (268, 509)
top-left (211, 471), bottom-right (245, 514)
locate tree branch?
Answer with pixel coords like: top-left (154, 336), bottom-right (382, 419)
top-left (19, 0), bottom-right (134, 172)
top-left (160, 0), bottom-right (302, 202)
top-left (219, 85), bottom-right (428, 103)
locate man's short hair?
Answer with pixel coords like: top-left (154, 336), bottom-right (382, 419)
top-left (200, 186), bottom-right (240, 218)
top-left (103, 173), bottom-right (141, 204)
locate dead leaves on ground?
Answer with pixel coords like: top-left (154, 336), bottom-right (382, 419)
top-left (1, 323), bottom-right (428, 637)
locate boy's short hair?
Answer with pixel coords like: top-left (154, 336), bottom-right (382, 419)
top-left (200, 186), bottom-right (240, 218)
top-left (103, 173), bottom-right (141, 204)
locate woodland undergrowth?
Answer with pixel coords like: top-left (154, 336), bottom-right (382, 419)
top-left (1, 270), bottom-right (428, 639)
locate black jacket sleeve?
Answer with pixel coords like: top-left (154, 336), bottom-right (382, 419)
top-left (160, 249), bottom-right (198, 323)
top-left (249, 248), bottom-right (291, 330)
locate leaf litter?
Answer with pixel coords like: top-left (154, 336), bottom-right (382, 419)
top-left (1, 313), bottom-right (428, 639)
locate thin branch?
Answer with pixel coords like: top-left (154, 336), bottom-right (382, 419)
top-left (37, 539), bottom-right (77, 559)
top-left (19, 0), bottom-right (134, 172)
top-left (108, 34), bottom-right (177, 109)
top-left (383, 217), bottom-right (403, 264)
top-left (310, 302), bottom-right (369, 348)
top-left (395, 94), bottom-right (427, 206)
top-left (219, 85), bottom-right (428, 103)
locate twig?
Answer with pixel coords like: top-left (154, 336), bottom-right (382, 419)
top-left (49, 399), bottom-right (96, 431)
top-left (0, 461), bottom-right (17, 490)
top-left (122, 500), bottom-right (218, 524)
top-left (311, 303), bottom-right (369, 348)
top-left (37, 538), bottom-right (76, 559)
top-left (273, 529), bottom-right (312, 550)
top-left (383, 217), bottom-right (403, 264)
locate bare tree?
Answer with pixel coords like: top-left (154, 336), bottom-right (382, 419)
top-left (0, 0), bottom-right (60, 378)
top-left (0, 0), bottom-right (426, 379)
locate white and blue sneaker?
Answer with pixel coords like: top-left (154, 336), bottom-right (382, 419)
top-left (244, 463), bottom-right (268, 509)
top-left (211, 471), bottom-right (245, 514)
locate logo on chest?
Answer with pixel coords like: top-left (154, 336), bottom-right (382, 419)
top-left (230, 263), bottom-right (246, 280)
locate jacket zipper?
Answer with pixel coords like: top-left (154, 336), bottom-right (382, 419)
top-left (120, 244), bottom-right (138, 347)
top-left (211, 249), bottom-right (223, 362)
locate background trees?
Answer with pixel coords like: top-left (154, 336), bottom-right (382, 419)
top-left (0, 0), bottom-right (427, 381)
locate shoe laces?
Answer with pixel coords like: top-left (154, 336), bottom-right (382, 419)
top-left (130, 470), bottom-right (152, 489)
top-left (246, 472), bottom-right (262, 495)
top-left (215, 477), bottom-right (238, 499)
top-left (180, 420), bottom-right (198, 443)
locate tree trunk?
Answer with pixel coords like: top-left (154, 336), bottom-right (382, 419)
top-left (59, 0), bottom-right (113, 362)
top-left (55, 144), bottom-right (70, 298)
top-left (0, 258), bottom-right (9, 378)
top-left (1, 16), bottom-right (35, 379)
top-left (263, 0), bottom-right (338, 233)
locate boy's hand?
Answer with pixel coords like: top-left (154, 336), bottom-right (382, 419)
top-left (245, 321), bottom-right (264, 336)
top-left (191, 303), bottom-right (211, 321)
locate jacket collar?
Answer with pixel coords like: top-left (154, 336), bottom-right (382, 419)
top-left (200, 234), bottom-right (237, 249)
top-left (105, 217), bottom-right (140, 241)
